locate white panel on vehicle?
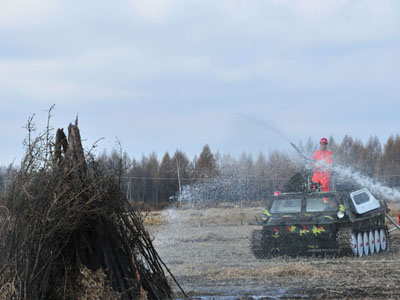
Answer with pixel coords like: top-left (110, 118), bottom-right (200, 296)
top-left (350, 188), bottom-right (380, 214)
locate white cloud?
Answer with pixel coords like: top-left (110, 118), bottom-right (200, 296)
top-left (0, 0), bottom-right (399, 166)
top-left (289, 0), bottom-right (345, 19)
top-left (0, 0), bottom-right (59, 28)
top-left (128, 0), bottom-right (180, 22)
top-left (0, 49), bottom-right (144, 102)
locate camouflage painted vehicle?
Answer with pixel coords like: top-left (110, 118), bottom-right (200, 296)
top-left (251, 176), bottom-right (390, 258)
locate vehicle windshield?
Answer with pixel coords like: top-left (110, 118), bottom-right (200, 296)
top-left (270, 198), bottom-right (302, 213)
top-left (306, 197), bottom-right (338, 212)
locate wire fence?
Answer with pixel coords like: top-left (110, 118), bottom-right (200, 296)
top-left (2, 174), bottom-right (400, 200)
top-left (118, 176), bottom-right (288, 202)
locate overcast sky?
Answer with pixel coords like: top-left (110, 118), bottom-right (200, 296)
top-left (1, 0), bottom-right (399, 166)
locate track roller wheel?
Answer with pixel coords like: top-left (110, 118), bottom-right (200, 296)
top-left (351, 231), bottom-right (357, 256)
top-left (375, 229), bottom-right (380, 253)
top-left (369, 230), bottom-right (375, 255)
top-left (357, 232), bottom-right (363, 257)
top-left (380, 228), bottom-right (387, 251)
top-left (363, 231), bottom-right (369, 256)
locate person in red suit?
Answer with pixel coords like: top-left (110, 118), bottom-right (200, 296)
top-left (311, 138), bottom-right (333, 192)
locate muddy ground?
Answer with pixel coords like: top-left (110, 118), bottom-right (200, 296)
top-left (146, 206), bottom-right (400, 299)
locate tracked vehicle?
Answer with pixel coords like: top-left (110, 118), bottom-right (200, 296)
top-left (251, 173), bottom-right (391, 258)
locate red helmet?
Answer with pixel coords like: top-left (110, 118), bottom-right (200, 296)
top-left (273, 191), bottom-right (281, 196)
top-left (320, 138), bottom-right (328, 144)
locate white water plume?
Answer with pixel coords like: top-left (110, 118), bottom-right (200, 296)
top-left (177, 175), bottom-right (259, 205)
top-left (294, 153), bottom-right (400, 201)
top-left (177, 156), bottom-right (400, 204)
top-left (333, 165), bottom-right (400, 201)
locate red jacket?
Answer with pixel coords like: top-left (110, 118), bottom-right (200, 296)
top-left (311, 150), bottom-right (333, 174)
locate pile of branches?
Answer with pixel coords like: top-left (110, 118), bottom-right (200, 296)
top-left (0, 117), bottom-right (176, 300)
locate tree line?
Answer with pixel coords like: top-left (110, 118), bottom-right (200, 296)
top-left (2, 134), bottom-right (400, 206)
top-left (98, 134), bottom-right (400, 206)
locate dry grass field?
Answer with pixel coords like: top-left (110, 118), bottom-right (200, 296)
top-left (146, 204), bottom-right (400, 299)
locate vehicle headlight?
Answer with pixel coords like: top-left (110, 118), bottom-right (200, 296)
top-left (337, 211), bottom-right (345, 219)
top-left (261, 214), bottom-right (269, 221)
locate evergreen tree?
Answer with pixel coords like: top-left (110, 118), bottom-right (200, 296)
top-left (193, 144), bottom-right (218, 180)
top-left (350, 138), bottom-right (365, 169)
top-left (135, 152), bottom-right (159, 203)
top-left (267, 151), bottom-right (298, 192)
top-left (254, 152), bottom-right (269, 200)
top-left (328, 135), bottom-right (339, 155)
top-left (362, 135), bottom-right (382, 176)
top-left (238, 152), bottom-right (255, 201)
top-left (336, 135), bottom-right (354, 166)
top-left (158, 152), bottom-right (177, 202)
top-left (380, 135), bottom-right (400, 187)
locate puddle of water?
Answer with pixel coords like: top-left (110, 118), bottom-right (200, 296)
top-left (176, 289), bottom-right (310, 299)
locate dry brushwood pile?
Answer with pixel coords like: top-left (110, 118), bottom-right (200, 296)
top-left (0, 120), bottom-right (174, 300)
